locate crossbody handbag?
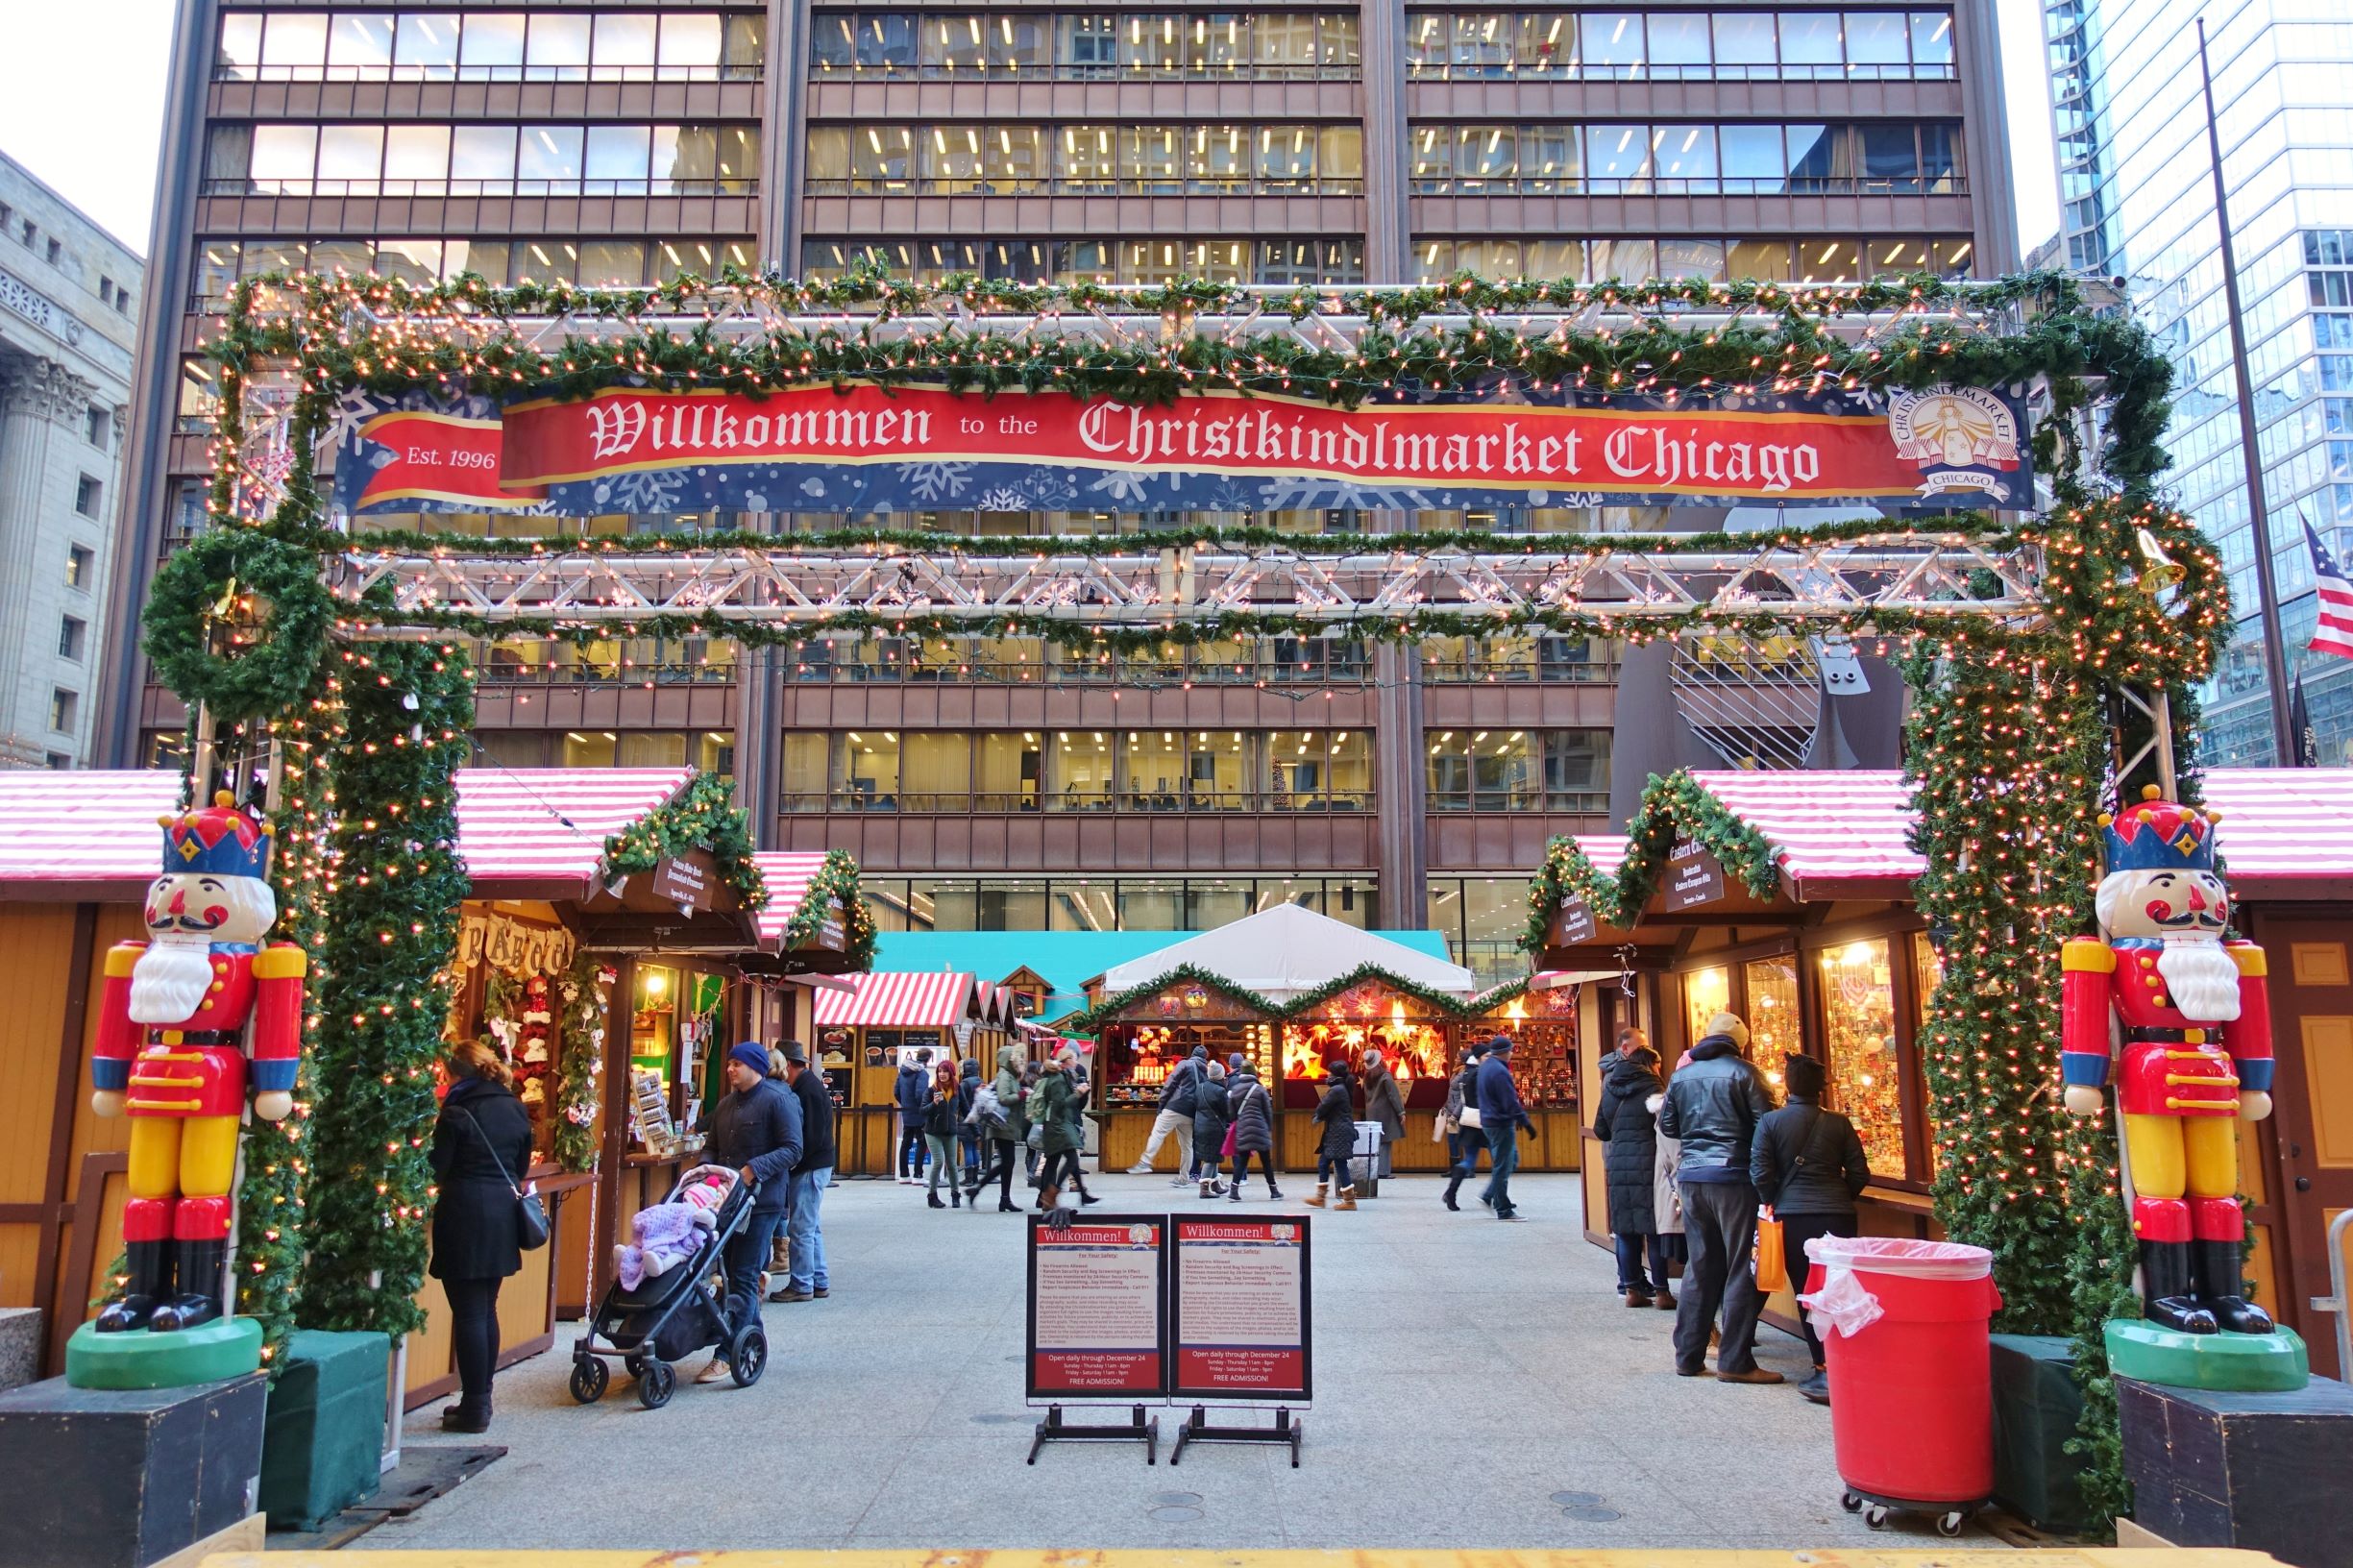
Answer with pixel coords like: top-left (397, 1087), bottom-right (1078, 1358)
top-left (455, 1104), bottom-right (550, 1251)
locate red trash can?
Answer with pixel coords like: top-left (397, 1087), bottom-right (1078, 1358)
top-left (1800, 1236), bottom-right (2002, 1535)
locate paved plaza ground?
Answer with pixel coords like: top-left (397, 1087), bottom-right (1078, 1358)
top-left (381, 1173), bottom-right (1992, 1553)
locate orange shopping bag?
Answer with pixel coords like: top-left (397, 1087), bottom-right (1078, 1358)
top-left (1753, 1206), bottom-right (1789, 1292)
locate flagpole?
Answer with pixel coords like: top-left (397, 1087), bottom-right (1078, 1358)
top-left (2199, 17), bottom-right (2297, 767)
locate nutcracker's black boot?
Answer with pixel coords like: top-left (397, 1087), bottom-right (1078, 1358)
top-left (149, 1238), bottom-right (225, 1333)
top-left (2141, 1239), bottom-right (2217, 1335)
top-left (2194, 1237), bottom-right (2275, 1334)
top-left (94, 1239), bottom-right (170, 1333)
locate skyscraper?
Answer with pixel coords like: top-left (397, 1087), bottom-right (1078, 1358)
top-left (101, 1), bottom-right (2018, 975)
top-left (2047, 0), bottom-right (2353, 763)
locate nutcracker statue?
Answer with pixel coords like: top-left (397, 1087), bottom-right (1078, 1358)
top-left (67, 792), bottom-right (304, 1385)
top-left (2060, 785), bottom-right (2306, 1388)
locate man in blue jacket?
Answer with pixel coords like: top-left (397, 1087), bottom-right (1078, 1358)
top-left (1657, 1012), bottom-right (1781, 1384)
top-left (699, 1041), bottom-right (802, 1384)
top-left (1476, 1035), bottom-right (1535, 1221)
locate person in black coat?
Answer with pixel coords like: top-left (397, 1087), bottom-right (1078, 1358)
top-left (1590, 1039), bottom-right (1671, 1306)
top-left (699, 1041), bottom-right (802, 1383)
top-left (429, 1040), bottom-right (538, 1433)
top-left (1305, 1063), bottom-right (1360, 1211)
top-left (772, 1041), bottom-right (835, 1303)
top-left (1190, 1060), bottom-right (1231, 1198)
top-left (1750, 1053), bottom-right (1871, 1402)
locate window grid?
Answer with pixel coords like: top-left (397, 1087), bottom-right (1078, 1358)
top-left (803, 123), bottom-right (1364, 197)
top-left (213, 10), bottom-right (768, 83)
top-left (1413, 234), bottom-right (1976, 282)
top-left (205, 122), bottom-right (763, 198)
top-left (854, 873), bottom-right (1379, 934)
top-left (190, 236), bottom-right (759, 309)
top-left (1403, 9), bottom-right (1958, 81)
top-left (1408, 121), bottom-right (1966, 197)
top-left (800, 237), bottom-right (1365, 285)
top-left (810, 11), bottom-right (1363, 80)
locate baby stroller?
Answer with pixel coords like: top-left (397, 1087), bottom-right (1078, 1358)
top-left (569, 1164), bottom-right (767, 1409)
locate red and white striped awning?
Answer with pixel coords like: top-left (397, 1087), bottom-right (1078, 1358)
top-left (0, 770), bottom-right (183, 898)
top-left (750, 851), bottom-right (836, 946)
top-left (1685, 769), bottom-right (1924, 896)
top-left (2201, 770), bottom-right (2353, 894)
top-left (813, 970), bottom-right (977, 1030)
top-left (453, 767), bottom-right (696, 897)
top-left (1573, 833), bottom-right (1628, 877)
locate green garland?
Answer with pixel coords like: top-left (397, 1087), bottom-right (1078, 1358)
top-left (601, 772), bottom-right (767, 909)
top-left (1521, 769), bottom-right (1785, 945)
top-left (772, 847), bottom-right (877, 971)
top-left (1069, 959), bottom-right (1540, 1035)
top-left (551, 950), bottom-right (611, 1173)
top-left (298, 641), bottom-right (476, 1337)
top-left (141, 527), bottom-right (337, 717)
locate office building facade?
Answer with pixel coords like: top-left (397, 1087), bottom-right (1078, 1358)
top-left (0, 152), bottom-right (139, 769)
top-left (2047, 0), bottom-right (2353, 764)
top-left (103, 0), bottom-right (2017, 979)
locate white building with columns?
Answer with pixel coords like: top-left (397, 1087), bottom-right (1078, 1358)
top-left (0, 152), bottom-right (138, 767)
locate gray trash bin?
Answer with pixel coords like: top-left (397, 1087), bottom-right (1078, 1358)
top-left (1350, 1119), bottom-right (1383, 1197)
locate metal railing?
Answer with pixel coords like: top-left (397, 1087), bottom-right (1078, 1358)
top-left (783, 787), bottom-right (1373, 814)
top-left (2314, 1207), bottom-right (2353, 1382)
top-left (803, 176), bottom-right (1363, 198)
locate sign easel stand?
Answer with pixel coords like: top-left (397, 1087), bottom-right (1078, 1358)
top-left (1171, 1404), bottom-right (1302, 1466)
top-left (1027, 1403), bottom-right (1159, 1464)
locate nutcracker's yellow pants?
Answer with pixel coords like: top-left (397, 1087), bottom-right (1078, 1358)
top-left (126, 1115), bottom-right (239, 1202)
top-left (2124, 1112), bottom-right (2238, 1201)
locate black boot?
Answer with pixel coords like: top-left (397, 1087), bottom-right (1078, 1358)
top-left (1443, 1172), bottom-right (1464, 1212)
top-left (2141, 1239), bottom-right (2218, 1335)
top-left (2194, 1238), bottom-right (2275, 1334)
top-left (149, 1238), bottom-right (225, 1333)
top-left (95, 1239), bottom-right (171, 1334)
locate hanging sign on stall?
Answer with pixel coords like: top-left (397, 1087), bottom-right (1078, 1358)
top-left (1168, 1216), bottom-right (1312, 1401)
top-left (1662, 840), bottom-right (1728, 911)
top-left (650, 856), bottom-right (717, 914)
top-left (1026, 1216), bottom-right (1166, 1399)
top-left (456, 911), bottom-right (576, 977)
top-left (1547, 894), bottom-right (1599, 946)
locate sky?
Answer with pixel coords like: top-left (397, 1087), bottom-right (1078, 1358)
top-left (0, 0), bottom-right (2065, 264)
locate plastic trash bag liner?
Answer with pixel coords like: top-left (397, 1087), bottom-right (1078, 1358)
top-left (1798, 1236), bottom-right (1993, 1339)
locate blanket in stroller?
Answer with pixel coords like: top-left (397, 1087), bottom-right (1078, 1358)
top-left (613, 1166), bottom-right (738, 1290)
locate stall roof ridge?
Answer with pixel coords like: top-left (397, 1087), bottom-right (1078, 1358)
top-left (1681, 769), bottom-right (1925, 892)
top-left (1092, 903), bottom-right (1477, 999)
top-left (813, 968), bottom-right (979, 1030)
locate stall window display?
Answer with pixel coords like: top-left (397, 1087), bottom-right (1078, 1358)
top-left (1281, 983), bottom-right (1451, 1088)
top-left (1683, 965), bottom-right (1729, 1047)
top-left (1818, 938), bottom-right (1905, 1177)
top-left (1743, 954), bottom-right (1801, 1090)
top-left (1102, 1019), bottom-right (1273, 1105)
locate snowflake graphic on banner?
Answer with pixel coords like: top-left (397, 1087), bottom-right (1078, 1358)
top-left (592, 468), bottom-right (691, 514)
top-left (904, 461), bottom-right (975, 502)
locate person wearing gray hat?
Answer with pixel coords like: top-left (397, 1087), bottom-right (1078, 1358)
top-left (1474, 1034), bottom-right (1533, 1220)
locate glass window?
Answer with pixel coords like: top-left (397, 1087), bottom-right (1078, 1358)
top-left (1050, 730), bottom-right (1115, 810)
top-left (619, 732), bottom-right (687, 768)
top-left (1529, 237), bottom-right (1584, 279)
top-left (1846, 11), bottom-right (1910, 64)
top-left (578, 239), bottom-right (646, 285)
top-left (1728, 238), bottom-right (1795, 279)
top-left (373, 238), bottom-right (443, 285)
top-left (1910, 11), bottom-right (1954, 66)
top-left (1255, 14), bottom-right (1316, 69)
top-left (245, 125), bottom-right (314, 192)
top-left (452, 125), bottom-right (520, 186)
top-left (1819, 938), bottom-right (1905, 1177)
top-left (1870, 237), bottom-right (1930, 276)
top-left (976, 732), bottom-right (1042, 810)
top-left (310, 237), bottom-right (372, 276)
top-left (384, 125), bottom-right (452, 188)
top-left (805, 127), bottom-right (849, 186)
top-left (1799, 239), bottom-right (1860, 279)
top-left (1455, 238), bottom-right (1523, 280)
top-left (1455, 126), bottom-right (1516, 190)
top-left (1516, 12), bottom-right (1574, 71)
top-left (396, 13), bottom-right (460, 75)
top-left (660, 13), bottom-right (723, 74)
top-left (1057, 125), bottom-right (1117, 188)
top-left (1260, 125), bottom-right (1317, 185)
top-left (1543, 730), bottom-right (1610, 808)
top-left (923, 125), bottom-right (983, 191)
top-left (1407, 12), bottom-right (1450, 72)
top-left (989, 13), bottom-right (1049, 71)
top-left (1187, 125), bottom-right (1249, 186)
top-left (780, 734), bottom-right (827, 809)
top-left (1778, 12), bottom-right (1844, 65)
top-left (922, 14), bottom-right (985, 70)
top-left (984, 125), bottom-right (1043, 191)
top-left (562, 730), bottom-right (618, 768)
top-left (527, 13), bottom-right (592, 76)
top-left (1743, 956), bottom-right (1802, 1090)
top-left (1681, 966), bottom-right (1729, 1050)
top-left (1410, 127), bottom-right (1452, 190)
top-left (316, 124), bottom-right (385, 189)
top-left (522, 124), bottom-right (585, 186)
top-left (1189, 13), bottom-right (1246, 70)
top-left (1721, 125), bottom-right (1787, 188)
top-left (1061, 12), bottom-right (1118, 70)
top-left (260, 12), bottom-right (328, 69)
top-left (1715, 11), bottom-right (1777, 65)
top-left (1921, 123), bottom-right (1962, 190)
top-left (329, 14), bottom-right (396, 71)
top-left (1581, 12), bottom-right (1644, 68)
top-left (195, 238), bottom-right (241, 301)
top-left (217, 13), bottom-right (261, 77)
top-left (723, 13), bottom-right (767, 75)
top-left (902, 733), bottom-right (969, 809)
top-left (1860, 122), bottom-right (1921, 185)
top-left (1118, 879), bottom-right (1185, 930)
top-left (1522, 125), bottom-right (1577, 189)
top-left (593, 13), bottom-right (659, 73)
top-left (1661, 237), bottom-right (1728, 282)
top-left (458, 12), bottom-right (525, 71)
top-left (586, 125), bottom-right (651, 190)
top-left (1319, 124), bottom-right (1362, 183)
top-left (1586, 124), bottom-right (1651, 187)
top-left (1321, 13), bottom-right (1361, 66)
top-left (1930, 237), bottom-right (1973, 277)
top-left (1453, 12), bottom-right (1512, 73)
top-left (853, 125), bottom-right (913, 188)
top-left (1591, 237), bottom-right (1656, 279)
top-left (1647, 12), bottom-right (1711, 67)
top-left (836, 729), bottom-right (901, 809)
top-left (1122, 126), bottom-right (1181, 188)
top-left (1785, 122), bottom-right (1841, 188)
top-left (1652, 124), bottom-right (1717, 186)
top-left (1188, 879), bottom-right (1252, 929)
top-left (1125, 731), bottom-right (1184, 808)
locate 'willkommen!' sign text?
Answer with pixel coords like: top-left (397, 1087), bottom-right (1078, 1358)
top-left (336, 381), bottom-right (2029, 516)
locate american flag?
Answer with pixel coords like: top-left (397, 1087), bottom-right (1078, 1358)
top-left (2305, 519), bottom-right (2353, 660)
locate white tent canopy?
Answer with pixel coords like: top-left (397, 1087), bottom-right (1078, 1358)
top-left (1091, 903), bottom-right (1479, 1001)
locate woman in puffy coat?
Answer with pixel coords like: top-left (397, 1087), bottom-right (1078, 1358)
top-left (1190, 1059), bottom-right (1230, 1198)
top-left (1305, 1062), bottom-right (1360, 1211)
top-left (1225, 1059), bottom-right (1280, 1201)
top-left (1590, 1033), bottom-right (1670, 1306)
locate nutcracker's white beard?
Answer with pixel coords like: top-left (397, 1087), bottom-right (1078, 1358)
top-left (2154, 934), bottom-right (2243, 1022)
top-left (129, 937), bottom-right (216, 1024)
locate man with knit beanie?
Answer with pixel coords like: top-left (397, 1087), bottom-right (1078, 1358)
top-left (1657, 1011), bottom-right (1780, 1384)
top-left (698, 1041), bottom-right (802, 1384)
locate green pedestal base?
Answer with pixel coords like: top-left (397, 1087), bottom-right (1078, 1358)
top-left (65, 1316), bottom-right (263, 1390)
top-left (2103, 1317), bottom-right (2308, 1392)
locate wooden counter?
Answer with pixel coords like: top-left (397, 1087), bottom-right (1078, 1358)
top-left (837, 1107), bottom-right (903, 1178)
top-left (405, 1160), bottom-right (583, 1409)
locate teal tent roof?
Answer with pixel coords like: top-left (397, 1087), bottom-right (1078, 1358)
top-left (872, 928), bottom-right (1455, 1027)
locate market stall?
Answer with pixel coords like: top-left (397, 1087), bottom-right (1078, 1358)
top-left (1443, 977), bottom-right (1588, 1172)
top-left (1074, 904), bottom-right (1485, 1172)
top-left (810, 969), bottom-right (989, 1176)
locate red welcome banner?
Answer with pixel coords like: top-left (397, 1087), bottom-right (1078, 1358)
top-left (336, 382), bottom-right (2030, 516)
